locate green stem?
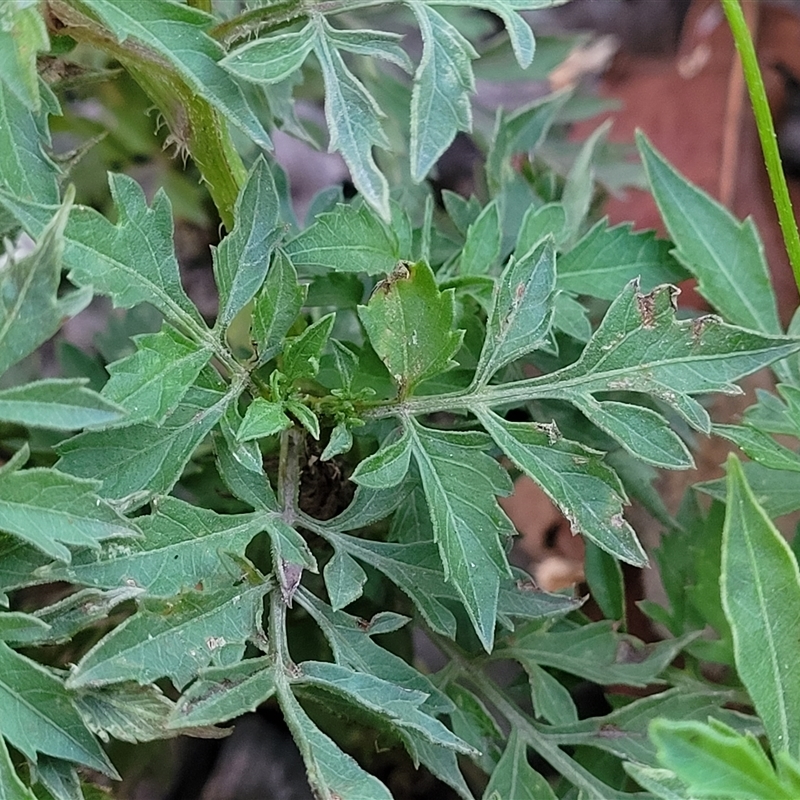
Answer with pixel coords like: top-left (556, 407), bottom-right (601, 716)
top-left (721, 0), bottom-right (800, 293)
top-left (432, 635), bottom-right (643, 800)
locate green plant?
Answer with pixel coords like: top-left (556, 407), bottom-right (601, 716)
top-left (2, 0), bottom-right (800, 798)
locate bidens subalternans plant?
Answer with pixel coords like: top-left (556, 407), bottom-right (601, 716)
top-left (2, 0), bottom-right (800, 798)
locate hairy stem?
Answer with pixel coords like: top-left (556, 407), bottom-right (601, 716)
top-left (721, 0), bottom-right (800, 293)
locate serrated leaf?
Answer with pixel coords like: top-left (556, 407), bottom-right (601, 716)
top-left (638, 132), bottom-right (780, 335)
top-left (0, 80), bottom-right (59, 217)
top-left (0, 175), bottom-right (204, 329)
top-left (0, 193), bottom-right (89, 376)
top-left (21, 587), bottom-right (142, 646)
top-left (540, 687), bottom-right (756, 768)
top-left (252, 250), bottom-right (305, 365)
top-left (409, 2), bottom-right (477, 181)
top-left (321, 422), bottom-right (353, 460)
top-left (322, 482), bottom-right (411, 532)
top-left (220, 24), bottom-right (316, 84)
top-left (101, 325), bottom-right (212, 426)
top-left (459, 200), bottom-right (500, 276)
top-left (213, 158), bottom-right (281, 333)
top-left (358, 261), bottom-right (464, 397)
top-left (34, 755), bottom-right (81, 800)
top-left (0, 0), bottom-right (49, 111)
top-left (575, 397), bottom-right (693, 469)
top-left (486, 89), bottom-right (570, 193)
top-left (39, 496), bottom-right (269, 595)
top-left (527, 662), bottom-right (578, 725)
top-left (483, 729), bottom-right (556, 800)
top-left (0, 468), bottom-right (140, 562)
top-left (0, 379), bottom-right (124, 429)
top-left (475, 409), bottom-right (647, 567)
top-left (651, 718), bottom-right (792, 799)
top-left (214, 403), bottom-right (278, 511)
top-left (350, 428), bottom-right (412, 489)
top-left (408, 422), bottom-right (514, 650)
top-left (280, 687), bottom-right (392, 800)
top-left (552, 291), bottom-right (591, 342)
top-left (714, 423), bottom-right (800, 472)
top-left (324, 26), bottom-right (413, 71)
top-left (170, 656), bottom-right (275, 727)
top-left (0, 641), bottom-right (115, 776)
top-left (284, 203), bottom-right (398, 275)
top-left (313, 17), bottom-right (390, 219)
top-left (237, 398), bottom-right (291, 442)
top-left (67, 582), bottom-right (268, 690)
top-left (557, 219), bottom-right (688, 300)
top-left (56, 385), bottom-right (234, 504)
top-left (294, 661), bottom-right (472, 753)
top-left (516, 203), bottom-right (568, 254)
top-left (721, 455), bottom-right (800, 758)
top-left (475, 236), bottom-right (556, 384)
top-left (283, 313), bottom-right (335, 384)
top-left (285, 399), bottom-right (320, 439)
top-left (499, 281), bottom-right (800, 433)
top-left (501, 620), bottom-right (695, 687)
top-left (73, 683), bottom-right (181, 743)
top-left (0, 733), bottom-right (36, 800)
top-left (324, 549), bottom-right (367, 610)
top-left (79, 0), bottom-right (270, 148)
top-left (297, 589), bottom-right (452, 715)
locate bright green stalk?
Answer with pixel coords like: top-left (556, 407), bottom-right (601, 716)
top-left (721, 0), bottom-right (800, 294)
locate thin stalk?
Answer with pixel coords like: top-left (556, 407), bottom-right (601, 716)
top-left (721, 0), bottom-right (800, 293)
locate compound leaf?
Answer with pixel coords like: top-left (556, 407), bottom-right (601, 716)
top-left (324, 549), bottom-right (367, 611)
top-left (475, 236), bottom-right (556, 384)
top-left (39, 496), bottom-right (268, 595)
top-left (475, 409), bottom-right (647, 567)
top-left (408, 422), bottom-right (514, 650)
top-left (67, 582), bottom-right (269, 690)
top-left (0, 468), bottom-right (140, 562)
top-left (0, 641), bottom-right (115, 776)
top-left (0, 193), bottom-right (89, 376)
top-left (638, 132), bottom-right (780, 335)
top-left (102, 325), bottom-right (212, 426)
top-left (409, 2), bottom-right (476, 182)
top-left (213, 158), bottom-right (281, 333)
top-left (483, 729), bottom-right (556, 800)
top-left (237, 398), bottom-right (292, 442)
top-left (0, 379), bottom-right (123, 430)
top-left (220, 24), bottom-right (316, 85)
top-left (56, 385), bottom-right (234, 504)
top-left (284, 203), bottom-right (398, 275)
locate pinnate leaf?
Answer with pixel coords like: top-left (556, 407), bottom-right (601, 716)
top-left (324, 549), bottom-right (367, 611)
top-left (557, 219), bottom-right (688, 300)
top-left (102, 325), bottom-right (212, 426)
top-left (67, 581), bottom-right (269, 690)
top-left (0, 193), bottom-right (89, 376)
top-left (40, 497), bottom-right (269, 595)
top-left (221, 24), bottom-right (316, 85)
top-left (170, 656), bottom-right (276, 728)
top-left (0, 468), bottom-right (140, 562)
top-left (350, 428), bottom-right (413, 489)
top-left (409, 2), bottom-right (476, 182)
top-left (0, 641), bottom-right (115, 776)
top-left (252, 250), bottom-right (305, 365)
top-left (408, 422), bottom-right (514, 650)
top-left (483, 729), bottom-right (556, 800)
top-left (56, 385), bottom-right (234, 505)
top-left (213, 158), bottom-right (281, 333)
top-left (0, 379), bottom-right (123, 430)
top-left (721, 455), bottom-right (800, 758)
top-left (284, 203), bottom-right (398, 275)
top-left (359, 261), bottom-right (463, 397)
top-left (475, 236), bottom-right (556, 384)
top-left (475, 408), bottom-right (647, 566)
top-left (638, 131), bottom-right (780, 334)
